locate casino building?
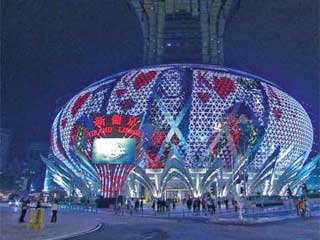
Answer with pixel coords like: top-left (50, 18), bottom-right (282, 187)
top-left (42, 1), bottom-right (317, 200)
top-left (43, 64), bottom-right (313, 199)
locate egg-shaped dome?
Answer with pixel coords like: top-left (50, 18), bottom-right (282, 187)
top-left (50, 64), bottom-right (313, 197)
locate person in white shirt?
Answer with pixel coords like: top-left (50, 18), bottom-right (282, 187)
top-left (51, 199), bottom-right (59, 223)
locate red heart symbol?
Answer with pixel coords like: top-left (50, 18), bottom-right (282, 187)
top-left (116, 89), bottom-right (126, 97)
top-left (120, 98), bottom-right (135, 111)
top-left (61, 118), bottom-right (67, 128)
top-left (133, 71), bottom-right (157, 90)
top-left (197, 92), bottom-right (210, 103)
top-left (214, 77), bottom-right (235, 99)
top-left (71, 92), bottom-right (91, 117)
top-left (272, 107), bottom-right (282, 120)
top-left (197, 71), bottom-right (212, 89)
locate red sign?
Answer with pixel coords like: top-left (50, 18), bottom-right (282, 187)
top-left (87, 114), bottom-right (141, 139)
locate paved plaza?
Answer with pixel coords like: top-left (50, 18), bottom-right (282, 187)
top-left (0, 205), bottom-right (100, 240)
top-left (1, 204), bottom-right (319, 240)
top-left (73, 217), bottom-right (320, 240)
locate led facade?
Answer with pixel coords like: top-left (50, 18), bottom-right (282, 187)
top-left (49, 64), bottom-right (313, 198)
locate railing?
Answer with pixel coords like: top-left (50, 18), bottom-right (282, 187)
top-left (56, 199), bottom-right (320, 219)
top-left (58, 203), bottom-right (98, 213)
top-left (242, 204), bottom-right (320, 218)
top-left (109, 202), bottom-right (320, 219)
top-left (111, 206), bottom-right (242, 218)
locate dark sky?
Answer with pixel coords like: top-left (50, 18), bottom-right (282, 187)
top-left (1, 0), bottom-right (319, 157)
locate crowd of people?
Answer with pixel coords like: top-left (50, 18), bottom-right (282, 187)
top-left (143, 196), bottom-right (239, 214)
top-left (182, 197), bottom-right (239, 214)
top-left (16, 187), bottom-right (310, 224)
top-left (127, 198), bottom-right (144, 212)
top-left (113, 195), bottom-right (240, 215)
top-left (151, 198), bottom-right (176, 212)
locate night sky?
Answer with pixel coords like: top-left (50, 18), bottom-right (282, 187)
top-left (1, 0), bottom-right (319, 158)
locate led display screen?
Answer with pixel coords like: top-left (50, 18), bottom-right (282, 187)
top-left (92, 138), bottom-right (136, 164)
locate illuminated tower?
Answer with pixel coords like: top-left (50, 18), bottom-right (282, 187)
top-left (129, 0), bottom-right (238, 65)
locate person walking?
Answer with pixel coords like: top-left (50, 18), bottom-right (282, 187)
top-left (298, 198), bottom-right (306, 217)
top-left (187, 198), bottom-right (192, 211)
top-left (157, 199), bottom-right (160, 212)
top-left (192, 199), bottom-right (197, 212)
top-left (129, 198), bottom-right (134, 215)
top-left (196, 198), bottom-right (201, 212)
top-left (217, 199), bottom-right (221, 209)
top-left (212, 201), bottom-right (216, 215)
top-left (162, 199), bottom-right (166, 212)
top-left (139, 199), bottom-right (143, 211)
top-left (165, 200), bottom-right (170, 212)
top-left (233, 200), bottom-right (238, 212)
top-left (19, 198), bottom-right (29, 223)
top-left (152, 199), bottom-right (156, 211)
top-left (201, 198), bottom-right (206, 212)
top-left (207, 198), bottom-right (213, 214)
top-left (50, 199), bottom-right (59, 223)
top-left (224, 198), bottom-right (229, 210)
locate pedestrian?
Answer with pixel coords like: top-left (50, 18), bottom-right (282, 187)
top-left (182, 198), bottom-right (186, 206)
top-left (140, 199), bottom-right (143, 211)
top-left (224, 198), bottom-right (229, 210)
top-left (19, 198), bottom-right (29, 223)
top-left (234, 200), bottom-right (238, 212)
top-left (172, 200), bottom-right (176, 211)
top-left (50, 199), bottom-right (59, 223)
top-left (152, 199), bottom-right (155, 211)
top-left (202, 198), bottom-right (207, 212)
top-left (135, 199), bottom-right (139, 211)
top-left (196, 198), bottom-right (201, 212)
top-left (187, 198), bottom-right (192, 211)
top-left (157, 199), bottom-right (160, 212)
top-left (166, 200), bottom-right (170, 212)
top-left (192, 199), bottom-right (197, 212)
top-left (217, 199), bottom-right (221, 209)
top-left (162, 199), bottom-right (166, 212)
top-left (129, 198), bottom-right (134, 215)
top-left (207, 198), bottom-right (213, 214)
top-left (212, 201), bottom-right (216, 214)
top-left (298, 199), bottom-right (306, 217)
top-left (127, 198), bottom-right (131, 211)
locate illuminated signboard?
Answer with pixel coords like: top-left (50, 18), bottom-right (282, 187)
top-left (92, 138), bottom-right (136, 164)
top-left (86, 114), bottom-right (142, 139)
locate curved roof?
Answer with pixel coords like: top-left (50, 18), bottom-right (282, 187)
top-left (85, 64), bottom-right (280, 90)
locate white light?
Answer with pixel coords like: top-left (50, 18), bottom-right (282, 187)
top-left (94, 138), bottom-right (127, 159)
top-left (213, 122), bottom-right (222, 132)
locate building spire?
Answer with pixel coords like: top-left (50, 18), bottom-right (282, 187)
top-left (129, 0), bottom-right (238, 65)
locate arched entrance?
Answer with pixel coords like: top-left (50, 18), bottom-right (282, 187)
top-left (160, 170), bottom-right (193, 201)
top-left (163, 176), bottom-right (192, 201)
